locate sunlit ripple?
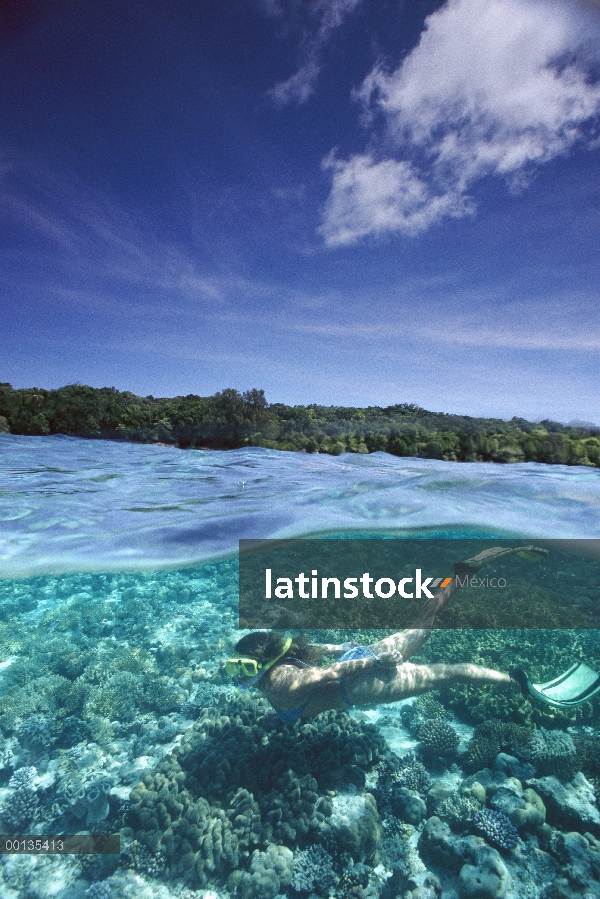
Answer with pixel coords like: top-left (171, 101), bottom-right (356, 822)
top-left (0, 434), bottom-right (599, 576)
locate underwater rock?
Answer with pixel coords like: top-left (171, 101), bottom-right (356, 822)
top-left (418, 816), bottom-right (513, 899)
top-left (391, 786), bottom-right (427, 825)
top-left (460, 778), bottom-right (487, 806)
top-left (493, 752), bottom-right (535, 781)
top-left (530, 772), bottom-right (600, 835)
top-left (418, 816), bottom-right (468, 872)
top-left (461, 766), bottom-right (525, 803)
top-left (327, 792), bottom-right (381, 863)
top-left (458, 844), bottom-right (511, 899)
top-left (547, 831), bottom-right (600, 899)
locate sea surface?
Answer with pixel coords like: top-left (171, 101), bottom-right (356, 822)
top-left (2, 434), bottom-right (600, 577)
top-left (1, 435), bottom-right (600, 899)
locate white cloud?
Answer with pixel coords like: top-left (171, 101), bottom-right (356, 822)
top-left (266, 0), bottom-right (362, 105)
top-left (320, 0), bottom-right (600, 245)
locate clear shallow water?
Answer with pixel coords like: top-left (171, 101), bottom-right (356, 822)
top-left (1, 434), bottom-right (600, 576)
top-left (1, 436), bottom-right (600, 899)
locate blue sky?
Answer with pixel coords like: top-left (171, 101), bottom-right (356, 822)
top-left (1, 0), bottom-right (600, 421)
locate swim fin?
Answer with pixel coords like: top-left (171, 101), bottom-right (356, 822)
top-left (454, 545), bottom-right (548, 575)
top-left (511, 662), bottom-right (600, 707)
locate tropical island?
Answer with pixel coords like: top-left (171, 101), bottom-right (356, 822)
top-left (1, 381), bottom-right (599, 467)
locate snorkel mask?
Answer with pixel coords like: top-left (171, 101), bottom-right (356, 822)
top-left (226, 636), bottom-right (292, 682)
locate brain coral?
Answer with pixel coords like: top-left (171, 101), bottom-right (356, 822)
top-left (127, 694), bottom-right (386, 888)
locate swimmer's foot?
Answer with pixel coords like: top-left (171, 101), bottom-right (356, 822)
top-left (509, 667), bottom-right (529, 697)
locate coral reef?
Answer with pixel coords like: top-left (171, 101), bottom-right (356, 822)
top-left (427, 783), bottom-right (482, 830)
top-left (15, 714), bottom-right (55, 753)
top-left (473, 809), bottom-right (519, 851)
top-left (122, 839), bottom-right (167, 877)
top-left (291, 844), bottom-right (338, 895)
top-left (529, 772), bottom-right (600, 835)
top-left (232, 844), bottom-right (294, 899)
top-left (515, 727), bottom-right (578, 779)
top-left (0, 766), bottom-right (39, 830)
top-left (400, 694), bottom-right (447, 735)
top-left (417, 719), bottom-right (459, 760)
top-left (394, 756), bottom-right (432, 795)
top-left (52, 770), bottom-right (114, 826)
top-left (87, 882), bottom-right (113, 899)
top-left (126, 694), bottom-right (386, 887)
top-left (487, 783), bottom-right (545, 834)
top-left (466, 719), bottom-right (533, 771)
top-left (573, 730), bottom-right (600, 784)
top-left (4, 543), bottom-right (600, 899)
top-left (327, 792), bottom-right (381, 863)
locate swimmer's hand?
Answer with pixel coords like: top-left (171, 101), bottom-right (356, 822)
top-left (375, 649), bottom-right (403, 668)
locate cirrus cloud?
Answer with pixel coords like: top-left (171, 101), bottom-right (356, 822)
top-left (264, 0), bottom-right (362, 105)
top-left (320, 0), bottom-right (600, 245)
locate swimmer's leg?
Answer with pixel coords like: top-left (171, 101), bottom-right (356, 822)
top-left (368, 576), bottom-right (459, 660)
top-left (345, 661), bottom-right (512, 708)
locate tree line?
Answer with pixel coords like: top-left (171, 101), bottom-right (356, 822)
top-left (1, 381), bottom-right (599, 467)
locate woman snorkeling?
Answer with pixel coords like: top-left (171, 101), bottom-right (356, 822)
top-left (227, 545), bottom-right (600, 722)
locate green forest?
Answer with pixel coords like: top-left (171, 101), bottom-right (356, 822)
top-left (1, 381), bottom-right (599, 467)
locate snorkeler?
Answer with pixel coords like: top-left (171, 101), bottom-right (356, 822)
top-left (226, 544), bottom-right (600, 723)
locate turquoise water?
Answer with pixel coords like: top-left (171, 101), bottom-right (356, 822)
top-left (1, 436), bottom-right (600, 899)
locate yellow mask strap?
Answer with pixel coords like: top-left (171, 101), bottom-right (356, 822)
top-left (261, 636), bottom-right (293, 674)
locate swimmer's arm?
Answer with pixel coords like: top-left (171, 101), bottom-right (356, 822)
top-left (308, 641), bottom-right (358, 658)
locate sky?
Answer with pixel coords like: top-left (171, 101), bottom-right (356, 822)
top-left (1, 0), bottom-right (600, 422)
